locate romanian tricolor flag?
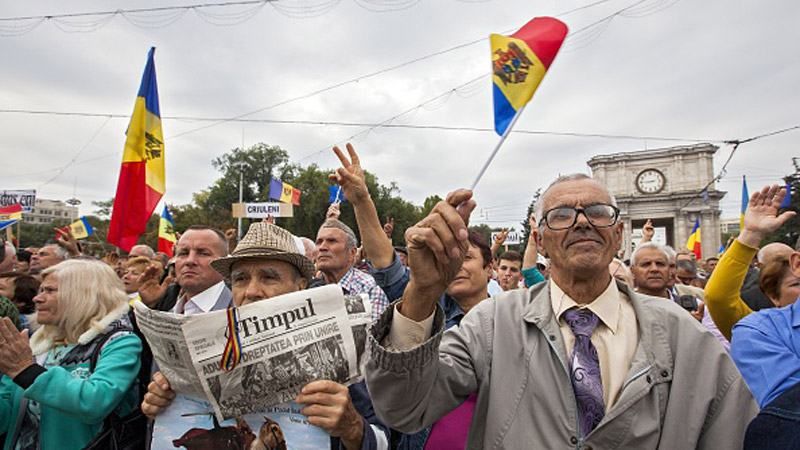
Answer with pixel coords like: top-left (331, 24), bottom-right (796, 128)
top-left (739, 175), bottom-right (749, 230)
top-left (158, 205), bottom-right (177, 257)
top-left (686, 218), bottom-right (702, 259)
top-left (491, 17), bottom-right (568, 135)
top-left (108, 47), bottom-right (165, 252)
top-left (0, 204), bottom-right (23, 221)
top-left (67, 217), bottom-right (94, 240)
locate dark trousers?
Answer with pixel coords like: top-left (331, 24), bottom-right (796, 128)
top-left (745, 382), bottom-right (800, 450)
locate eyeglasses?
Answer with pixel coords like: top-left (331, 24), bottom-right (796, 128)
top-left (539, 204), bottom-right (620, 231)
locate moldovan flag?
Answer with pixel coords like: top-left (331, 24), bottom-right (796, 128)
top-left (158, 205), bottom-right (177, 257)
top-left (280, 182), bottom-right (294, 204)
top-left (491, 17), bottom-right (568, 135)
top-left (107, 47), bottom-right (165, 252)
top-left (686, 219), bottom-right (702, 260)
top-left (739, 175), bottom-right (749, 230)
top-left (68, 217), bottom-right (94, 240)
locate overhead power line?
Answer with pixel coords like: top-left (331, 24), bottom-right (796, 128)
top-left (0, 107), bottom-right (728, 143)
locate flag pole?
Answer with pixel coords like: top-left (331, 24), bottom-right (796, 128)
top-left (470, 104), bottom-right (527, 190)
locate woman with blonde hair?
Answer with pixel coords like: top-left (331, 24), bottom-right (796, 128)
top-left (0, 259), bottom-right (142, 450)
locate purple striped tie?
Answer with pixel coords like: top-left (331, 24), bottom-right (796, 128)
top-left (563, 307), bottom-right (605, 436)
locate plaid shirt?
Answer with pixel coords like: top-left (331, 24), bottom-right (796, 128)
top-left (339, 267), bottom-right (389, 322)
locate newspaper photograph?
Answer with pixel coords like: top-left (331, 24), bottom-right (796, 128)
top-left (344, 293), bottom-right (372, 376)
top-left (181, 284), bottom-right (360, 420)
top-left (151, 396), bottom-right (329, 450)
top-left (132, 301), bottom-right (206, 398)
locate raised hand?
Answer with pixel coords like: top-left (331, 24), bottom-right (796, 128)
top-left (383, 217), bottom-right (394, 239)
top-left (642, 219), bottom-right (655, 242)
top-left (330, 143), bottom-right (369, 205)
top-left (54, 227), bottom-right (80, 257)
top-left (137, 264), bottom-right (171, 307)
top-left (326, 203), bottom-right (341, 220)
top-left (494, 229), bottom-right (508, 246)
top-left (401, 189), bottom-right (475, 320)
top-left (739, 185), bottom-right (796, 247)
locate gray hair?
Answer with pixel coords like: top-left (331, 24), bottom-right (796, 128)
top-left (319, 219), bottom-right (358, 249)
top-left (130, 244), bottom-right (156, 258)
top-left (45, 243), bottom-right (69, 260)
top-left (676, 258), bottom-right (697, 275)
top-left (534, 173), bottom-right (617, 228)
top-left (631, 242), bottom-right (671, 266)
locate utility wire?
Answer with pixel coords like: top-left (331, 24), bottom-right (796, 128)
top-left (0, 107), bottom-right (729, 143)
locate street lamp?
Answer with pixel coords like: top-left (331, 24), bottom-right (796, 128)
top-left (233, 161), bottom-right (247, 241)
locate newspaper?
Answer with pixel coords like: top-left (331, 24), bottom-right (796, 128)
top-left (132, 301), bottom-right (205, 398)
top-left (135, 284), bottom-right (371, 422)
top-left (152, 397), bottom-right (329, 450)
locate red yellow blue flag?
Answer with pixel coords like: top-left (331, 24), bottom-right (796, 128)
top-left (686, 218), bottom-right (702, 259)
top-left (158, 205), bottom-right (177, 257)
top-left (108, 47), bottom-right (166, 252)
top-left (491, 17), bottom-right (568, 135)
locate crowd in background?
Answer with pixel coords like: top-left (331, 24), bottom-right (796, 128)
top-left (0, 145), bottom-right (798, 449)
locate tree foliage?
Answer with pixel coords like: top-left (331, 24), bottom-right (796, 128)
top-left (520, 188), bottom-right (542, 249)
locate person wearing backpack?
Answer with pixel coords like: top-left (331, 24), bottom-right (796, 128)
top-left (0, 259), bottom-right (142, 450)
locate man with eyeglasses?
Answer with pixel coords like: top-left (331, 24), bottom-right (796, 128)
top-left (365, 174), bottom-right (756, 449)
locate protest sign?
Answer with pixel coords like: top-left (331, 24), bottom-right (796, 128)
top-left (0, 190), bottom-right (36, 212)
top-left (232, 202), bottom-right (294, 218)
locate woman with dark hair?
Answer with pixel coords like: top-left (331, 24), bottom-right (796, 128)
top-left (13, 275), bottom-right (40, 333)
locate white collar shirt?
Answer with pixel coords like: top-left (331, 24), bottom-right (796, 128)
top-left (173, 281), bottom-right (226, 316)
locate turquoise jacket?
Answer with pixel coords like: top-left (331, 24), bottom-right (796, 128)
top-left (0, 308), bottom-right (142, 450)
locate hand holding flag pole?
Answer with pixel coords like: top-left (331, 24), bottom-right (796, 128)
top-left (470, 17), bottom-right (568, 190)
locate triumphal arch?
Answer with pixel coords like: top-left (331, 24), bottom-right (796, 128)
top-left (587, 143), bottom-right (724, 259)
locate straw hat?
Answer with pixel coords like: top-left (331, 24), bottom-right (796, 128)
top-left (211, 222), bottom-right (315, 281)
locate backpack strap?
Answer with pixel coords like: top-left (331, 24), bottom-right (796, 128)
top-left (89, 324), bottom-right (134, 372)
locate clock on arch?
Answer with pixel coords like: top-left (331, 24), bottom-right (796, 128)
top-left (635, 169), bottom-right (665, 194)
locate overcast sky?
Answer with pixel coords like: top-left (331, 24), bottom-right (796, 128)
top-left (1, 0), bottom-right (798, 233)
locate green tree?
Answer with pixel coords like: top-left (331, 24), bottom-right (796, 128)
top-left (421, 195), bottom-right (443, 217)
top-left (92, 199), bottom-right (114, 218)
top-left (520, 188), bottom-right (542, 249)
top-left (763, 168), bottom-right (800, 246)
top-left (469, 223), bottom-right (493, 245)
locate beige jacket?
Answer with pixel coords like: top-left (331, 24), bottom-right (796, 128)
top-left (365, 281), bottom-right (757, 449)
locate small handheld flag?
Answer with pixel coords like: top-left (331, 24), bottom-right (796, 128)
top-left (686, 218), bottom-right (702, 260)
top-left (68, 217), bottom-right (94, 240)
top-left (220, 307), bottom-right (243, 372)
top-left (472, 17), bottom-right (568, 190)
top-left (739, 176), bottom-right (749, 230)
top-left (328, 185), bottom-right (346, 204)
top-left (108, 47), bottom-right (166, 252)
top-left (158, 205), bottom-right (177, 257)
top-left (780, 182), bottom-right (792, 208)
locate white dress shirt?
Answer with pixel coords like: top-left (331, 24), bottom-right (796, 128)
top-left (172, 281), bottom-right (226, 315)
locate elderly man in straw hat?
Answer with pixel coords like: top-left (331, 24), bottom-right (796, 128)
top-left (141, 222), bottom-right (390, 450)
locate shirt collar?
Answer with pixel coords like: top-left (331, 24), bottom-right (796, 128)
top-left (550, 277), bottom-right (621, 334)
top-left (792, 299), bottom-right (800, 328)
top-left (439, 294), bottom-right (465, 328)
top-left (182, 281), bottom-right (226, 313)
top-left (337, 267), bottom-right (357, 289)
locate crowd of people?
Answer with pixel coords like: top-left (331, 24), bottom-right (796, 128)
top-left (0, 144), bottom-right (798, 449)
